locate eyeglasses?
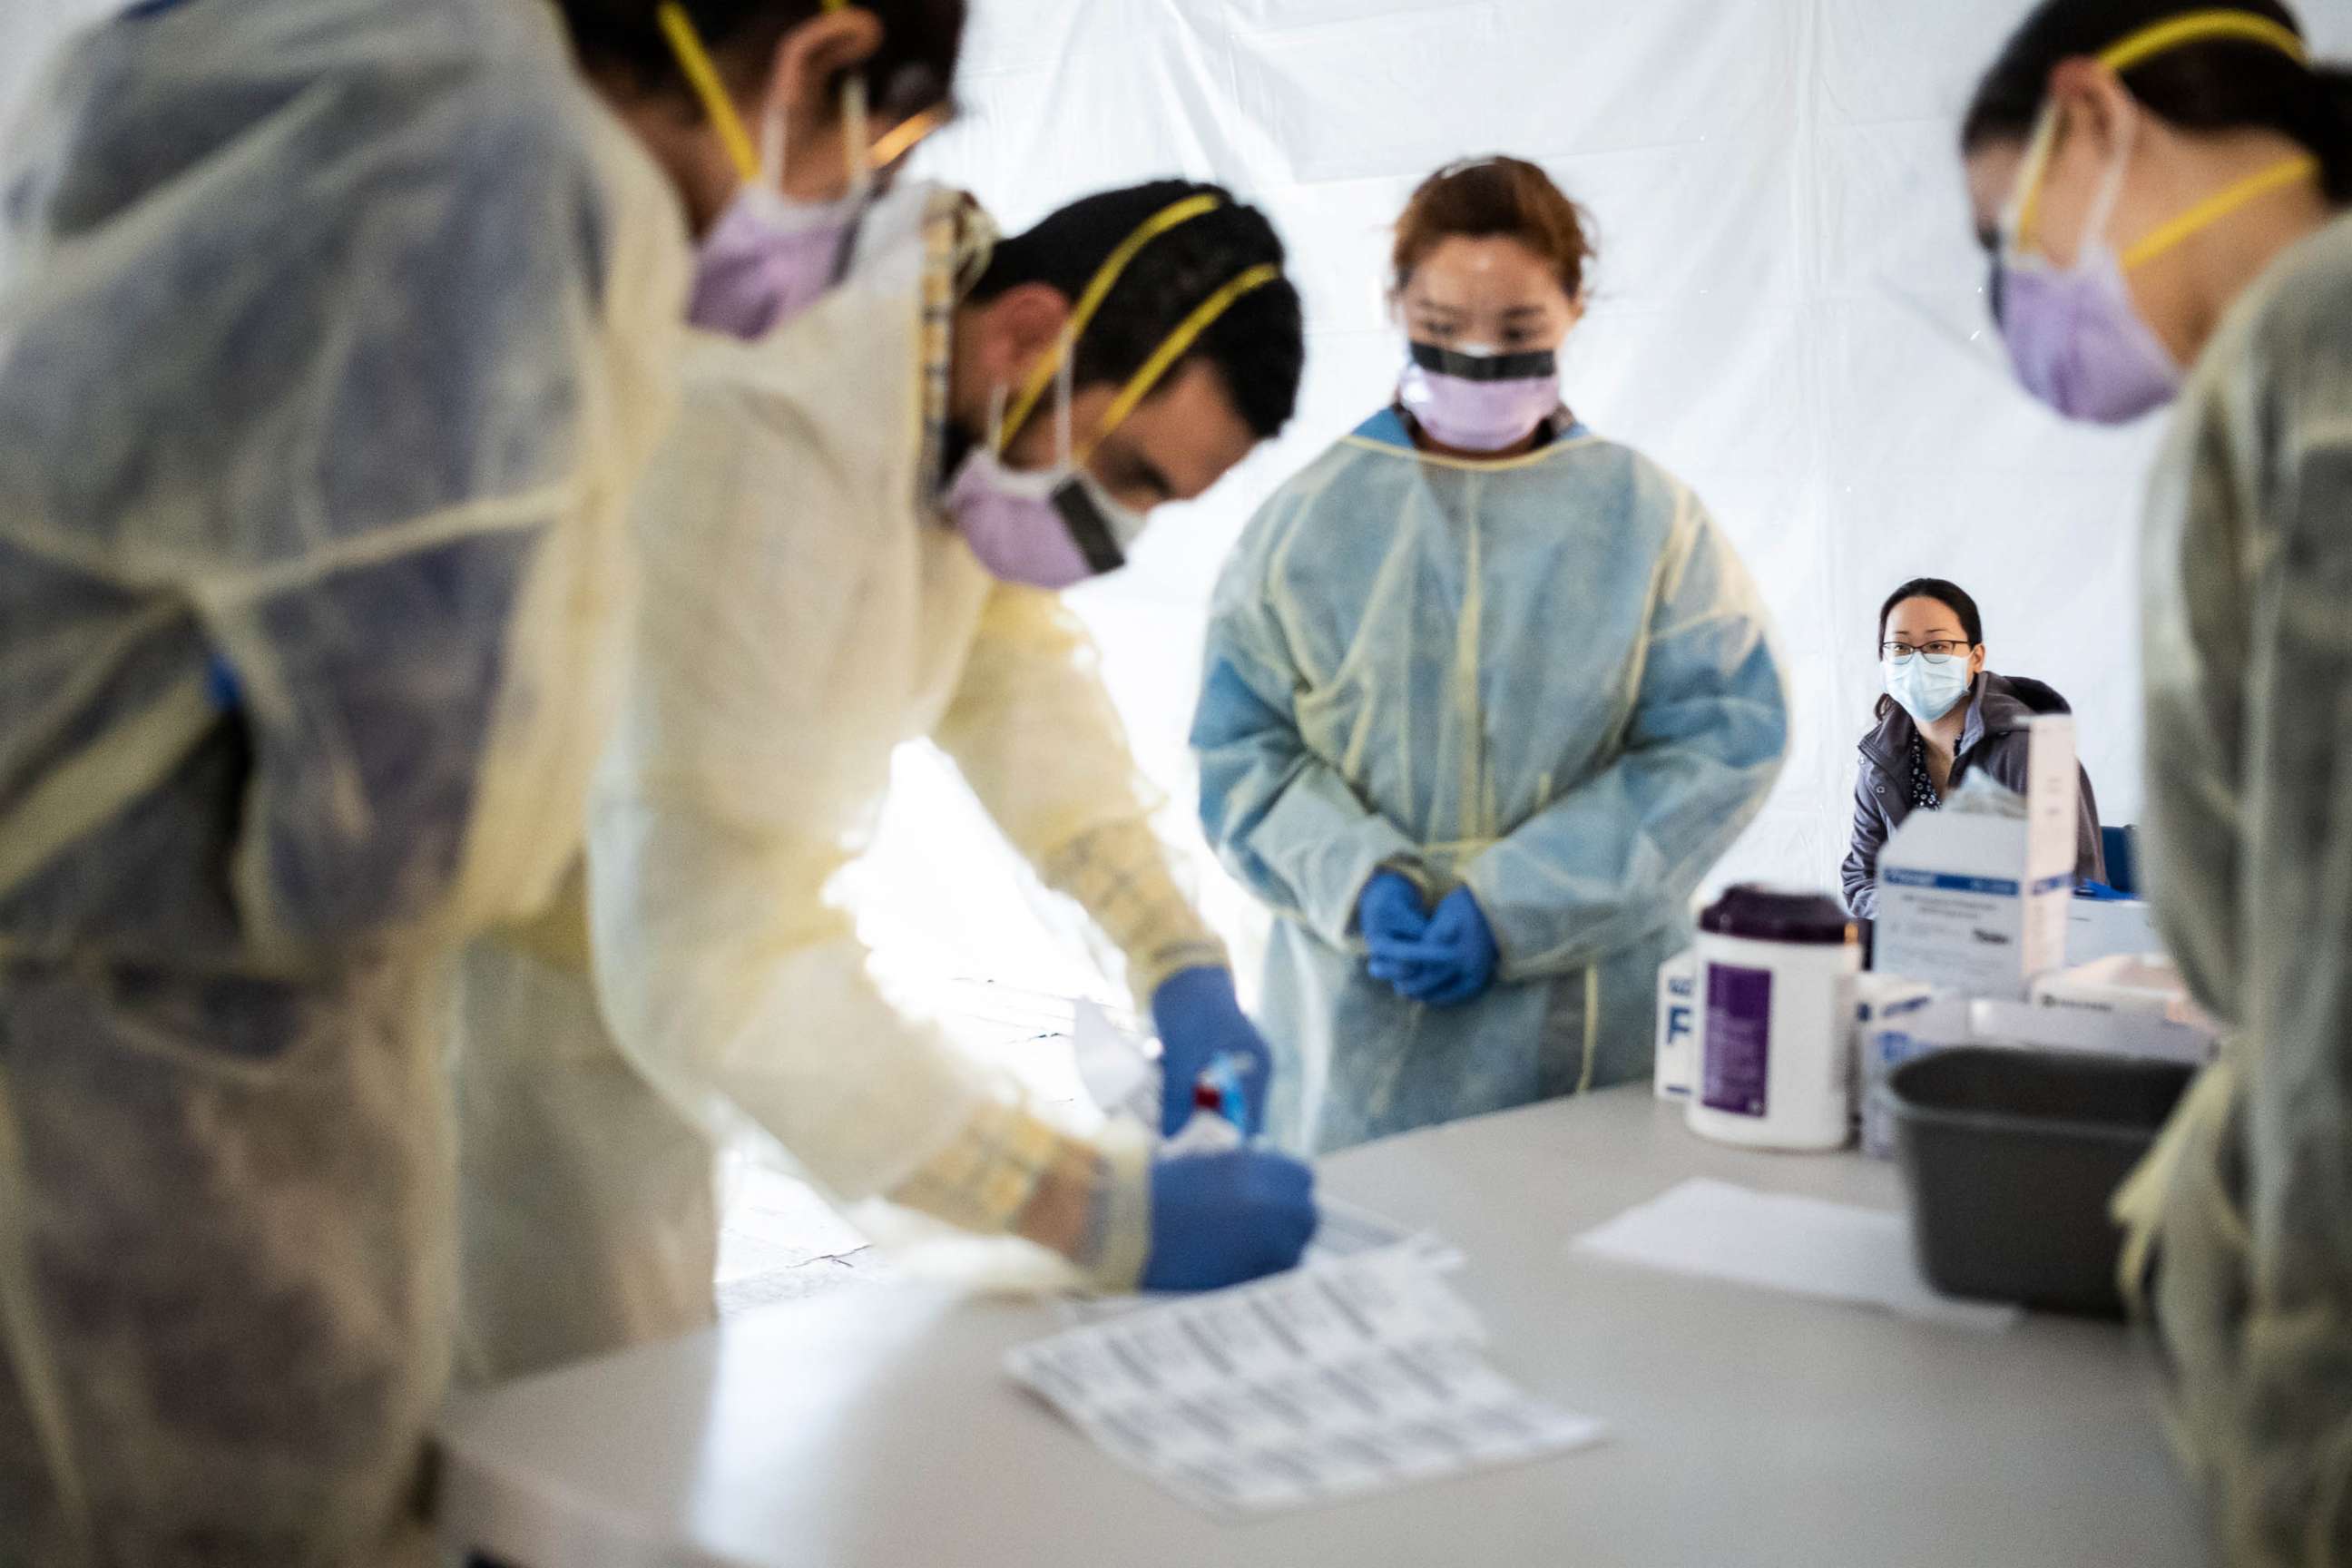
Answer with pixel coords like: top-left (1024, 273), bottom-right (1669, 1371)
top-left (1882, 641), bottom-right (1973, 663)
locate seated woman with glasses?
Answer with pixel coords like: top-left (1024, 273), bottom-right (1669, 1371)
top-left (1842, 577), bottom-right (2104, 919)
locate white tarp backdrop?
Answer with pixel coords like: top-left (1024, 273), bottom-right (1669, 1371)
top-left (6, 3), bottom-right (2347, 1015)
top-left (880, 0), bottom-right (2337, 1009)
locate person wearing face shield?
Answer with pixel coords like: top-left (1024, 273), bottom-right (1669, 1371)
top-left (583, 179), bottom-right (1318, 1298)
top-left (1191, 158), bottom-right (1789, 1155)
top-left (1840, 578), bottom-right (2104, 922)
top-left (1958, 2), bottom-right (2352, 1561)
top-left (449, 2), bottom-right (966, 1389)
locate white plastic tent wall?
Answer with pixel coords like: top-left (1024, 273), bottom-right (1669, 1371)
top-left (877, 0), bottom-right (2293, 1009)
top-left (6, 2), bottom-right (2345, 1015)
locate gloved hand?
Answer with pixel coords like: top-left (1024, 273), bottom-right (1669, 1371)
top-left (1140, 1147), bottom-right (1318, 1291)
top-left (1368, 887), bottom-right (1500, 1008)
top-left (1360, 869), bottom-right (1441, 1001)
top-left (1152, 966), bottom-right (1273, 1137)
top-left (1357, 868), bottom-right (1431, 945)
top-left (205, 652), bottom-right (242, 711)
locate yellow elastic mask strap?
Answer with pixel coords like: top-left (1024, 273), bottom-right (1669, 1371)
top-left (2122, 153), bottom-right (2323, 270)
top-left (2009, 106), bottom-right (2067, 257)
top-left (1076, 262), bottom-right (1281, 466)
top-left (868, 101), bottom-right (952, 172)
top-left (657, 5), bottom-right (761, 185)
top-left (2098, 8), bottom-right (2308, 74)
top-left (660, 1), bottom-right (865, 189)
top-left (999, 193), bottom-right (1225, 446)
top-left (2014, 7), bottom-right (2310, 258)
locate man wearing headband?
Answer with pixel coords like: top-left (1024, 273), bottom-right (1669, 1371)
top-left (583, 180), bottom-right (1319, 1299)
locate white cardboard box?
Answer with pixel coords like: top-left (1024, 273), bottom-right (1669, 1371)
top-left (1874, 716), bottom-right (2079, 1002)
top-left (1968, 999), bottom-right (2218, 1066)
top-left (2066, 897), bottom-right (2161, 965)
top-left (2033, 954), bottom-right (2203, 1025)
top-left (1858, 990), bottom-right (1965, 1160)
top-left (1654, 949), bottom-right (1699, 1101)
top-left (1854, 979), bottom-right (2214, 1161)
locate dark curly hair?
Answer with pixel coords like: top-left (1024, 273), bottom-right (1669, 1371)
top-left (966, 180), bottom-right (1306, 440)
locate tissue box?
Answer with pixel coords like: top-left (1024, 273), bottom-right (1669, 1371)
top-left (2066, 897), bottom-right (2160, 965)
top-left (1874, 716), bottom-right (2080, 1001)
top-left (1654, 949), bottom-right (1699, 1101)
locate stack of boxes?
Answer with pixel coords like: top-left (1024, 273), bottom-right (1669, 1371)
top-left (1658, 715), bottom-right (2216, 1155)
top-left (1858, 715), bottom-right (2212, 1154)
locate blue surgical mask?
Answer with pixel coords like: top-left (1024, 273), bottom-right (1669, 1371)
top-left (1885, 656), bottom-right (1974, 725)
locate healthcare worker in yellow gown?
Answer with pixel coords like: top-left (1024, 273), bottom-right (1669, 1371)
top-left (1195, 157), bottom-right (1789, 1155)
top-left (452, 0), bottom-right (969, 1389)
top-left (0, 0), bottom-right (872, 1559)
top-left (579, 178), bottom-right (1321, 1300)
top-left (1957, 2), bottom-right (2352, 1561)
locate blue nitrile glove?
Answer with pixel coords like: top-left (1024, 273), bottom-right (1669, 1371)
top-left (1141, 1147), bottom-right (1318, 1291)
top-left (1361, 870), bottom-right (1441, 999)
top-left (1152, 967), bottom-right (1273, 1137)
top-left (1357, 869), bottom-right (1431, 945)
top-left (205, 652), bottom-right (242, 712)
top-left (1374, 887), bottom-right (1501, 1008)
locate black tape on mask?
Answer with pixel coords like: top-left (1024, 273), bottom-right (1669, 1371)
top-left (1051, 480), bottom-right (1129, 575)
top-left (1407, 341), bottom-right (1558, 382)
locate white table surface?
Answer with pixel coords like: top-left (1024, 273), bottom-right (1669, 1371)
top-left (436, 1088), bottom-right (2209, 1568)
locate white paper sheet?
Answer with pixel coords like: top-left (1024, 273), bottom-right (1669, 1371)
top-left (1010, 1245), bottom-right (1604, 1516)
top-left (1572, 1179), bottom-right (2022, 1332)
top-left (1310, 1195), bottom-right (1463, 1268)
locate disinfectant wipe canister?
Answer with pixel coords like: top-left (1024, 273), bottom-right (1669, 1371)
top-left (1687, 887), bottom-right (1861, 1152)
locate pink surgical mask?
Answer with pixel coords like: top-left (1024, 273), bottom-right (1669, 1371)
top-left (942, 195), bottom-right (1284, 587)
top-left (946, 448), bottom-right (1141, 590)
top-left (1994, 142), bottom-right (2180, 425)
top-left (946, 379), bottom-right (1148, 591)
top-left (688, 186), bottom-right (858, 339)
top-left (1397, 341), bottom-right (1562, 451)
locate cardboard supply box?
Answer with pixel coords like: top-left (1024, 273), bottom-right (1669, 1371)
top-left (1858, 991), bottom-right (1965, 1160)
top-left (1969, 999), bottom-right (2218, 1066)
top-left (1654, 949), bottom-right (1699, 1102)
top-left (1854, 981), bottom-right (2216, 1161)
top-left (2032, 954), bottom-right (2207, 1027)
top-left (1873, 715), bottom-right (2079, 1002)
top-left (2067, 897), bottom-right (2161, 966)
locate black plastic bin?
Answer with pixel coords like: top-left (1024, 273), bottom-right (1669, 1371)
top-left (1887, 1046), bottom-right (2197, 1318)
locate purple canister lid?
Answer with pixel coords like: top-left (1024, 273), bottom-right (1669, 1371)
top-left (1700, 885), bottom-right (1856, 946)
